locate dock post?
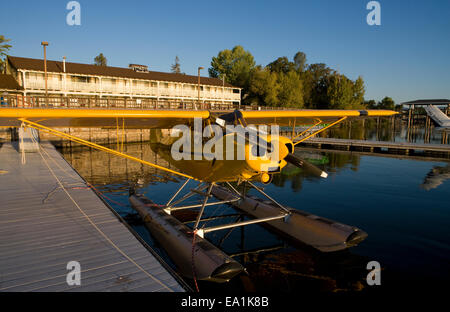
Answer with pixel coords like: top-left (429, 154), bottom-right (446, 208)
top-left (18, 126), bottom-right (40, 153)
top-left (407, 105), bottom-right (412, 128)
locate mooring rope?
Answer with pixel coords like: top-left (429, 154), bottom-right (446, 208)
top-left (191, 229), bottom-right (200, 292)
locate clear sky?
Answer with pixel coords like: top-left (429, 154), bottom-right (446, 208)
top-left (1, 0), bottom-right (449, 104)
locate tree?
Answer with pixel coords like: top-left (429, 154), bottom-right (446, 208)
top-left (352, 76), bottom-right (366, 108)
top-left (364, 99), bottom-right (377, 109)
top-left (305, 63), bottom-right (332, 108)
top-left (248, 66), bottom-right (304, 108)
top-left (94, 53), bottom-right (107, 66)
top-left (0, 35), bottom-right (12, 73)
top-left (377, 96), bottom-right (395, 110)
top-left (267, 57), bottom-right (295, 74)
top-left (171, 56), bottom-right (181, 74)
top-left (248, 66), bottom-right (280, 107)
top-left (208, 45), bottom-right (256, 97)
top-left (323, 73), bottom-right (365, 109)
top-left (277, 71), bottom-right (304, 108)
top-left (293, 51), bottom-right (307, 72)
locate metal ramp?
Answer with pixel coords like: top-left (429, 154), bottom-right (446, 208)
top-left (424, 105), bottom-right (450, 129)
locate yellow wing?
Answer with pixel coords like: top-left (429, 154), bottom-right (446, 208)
top-left (0, 108), bottom-right (210, 128)
top-left (0, 107), bottom-right (397, 129)
top-left (239, 109), bottom-right (397, 126)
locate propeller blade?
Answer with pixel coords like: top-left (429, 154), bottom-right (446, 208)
top-left (284, 153), bottom-right (328, 178)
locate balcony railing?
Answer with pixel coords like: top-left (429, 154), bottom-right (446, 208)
top-left (25, 80), bottom-right (241, 100)
top-left (0, 95), bottom-right (243, 110)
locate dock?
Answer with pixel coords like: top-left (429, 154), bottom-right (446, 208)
top-left (296, 137), bottom-right (450, 159)
top-left (0, 142), bottom-right (186, 292)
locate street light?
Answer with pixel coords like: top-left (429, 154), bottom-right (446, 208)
top-left (222, 73), bottom-right (226, 106)
top-left (197, 66), bottom-right (204, 110)
top-left (41, 41), bottom-right (49, 105)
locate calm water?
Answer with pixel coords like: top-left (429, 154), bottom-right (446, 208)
top-left (322, 117), bottom-right (448, 144)
top-left (58, 136), bottom-right (450, 292)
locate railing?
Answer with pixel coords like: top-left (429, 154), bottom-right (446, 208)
top-left (0, 95), bottom-right (299, 111)
top-left (24, 81), bottom-right (241, 100)
top-left (0, 95), bottom-right (240, 111)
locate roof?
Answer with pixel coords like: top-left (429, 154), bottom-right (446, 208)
top-left (0, 74), bottom-right (23, 91)
top-left (7, 56), bottom-right (236, 88)
top-left (401, 99), bottom-right (450, 106)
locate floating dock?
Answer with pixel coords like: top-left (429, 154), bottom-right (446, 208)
top-left (296, 137), bottom-right (450, 158)
top-left (0, 142), bottom-right (186, 292)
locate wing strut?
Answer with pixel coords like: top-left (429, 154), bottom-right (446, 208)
top-left (293, 116), bottom-right (348, 146)
top-left (19, 118), bottom-right (198, 181)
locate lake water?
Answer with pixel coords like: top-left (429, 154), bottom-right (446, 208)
top-left (58, 133), bottom-right (450, 292)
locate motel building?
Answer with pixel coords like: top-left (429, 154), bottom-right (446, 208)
top-left (1, 56), bottom-right (241, 109)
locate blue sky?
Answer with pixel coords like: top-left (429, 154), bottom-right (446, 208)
top-left (1, 0), bottom-right (449, 104)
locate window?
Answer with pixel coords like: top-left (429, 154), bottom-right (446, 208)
top-left (72, 76), bottom-right (90, 83)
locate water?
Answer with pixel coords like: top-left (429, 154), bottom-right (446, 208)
top-left (322, 117), bottom-right (448, 144)
top-left (58, 138), bottom-right (450, 292)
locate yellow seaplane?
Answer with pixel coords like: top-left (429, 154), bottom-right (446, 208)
top-left (0, 107), bottom-right (397, 283)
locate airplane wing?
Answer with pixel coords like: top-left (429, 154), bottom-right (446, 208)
top-left (238, 109), bottom-right (398, 127)
top-left (0, 107), bottom-right (397, 129)
top-left (0, 108), bottom-right (210, 129)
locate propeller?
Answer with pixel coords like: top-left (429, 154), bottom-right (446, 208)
top-left (284, 153), bottom-right (328, 178)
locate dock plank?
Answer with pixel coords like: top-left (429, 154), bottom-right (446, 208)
top-left (296, 137), bottom-right (450, 156)
top-left (0, 142), bottom-right (186, 292)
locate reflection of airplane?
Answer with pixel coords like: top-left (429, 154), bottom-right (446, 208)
top-left (420, 164), bottom-right (450, 191)
top-left (0, 107), bottom-right (396, 283)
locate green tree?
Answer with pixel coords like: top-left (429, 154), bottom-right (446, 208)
top-left (248, 66), bottom-right (280, 106)
top-left (394, 104), bottom-right (403, 112)
top-left (352, 76), bottom-right (365, 108)
top-left (94, 53), bottom-right (107, 66)
top-left (208, 45), bottom-right (256, 96)
top-left (364, 99), bottom-right (377, 109)
top-left (377, 96), bottom-right (395, 110)
top-left (277, 71), bottom-right (304, 108)
top-left (293, 51), bottom-right (307, 72)
top-left (171, 56), bottom-right (181, 74)
top-left (267, 56), bottom-right (295, 74)
top-left (0, 35), bottom-right (12, 73)
top-left (324, 73), bottom-right (365, 109)
top-left (304, 63), bottom-right (332, 108)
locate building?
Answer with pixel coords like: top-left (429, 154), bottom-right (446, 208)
top-left (4, 56), bottom-right (241, 109)
top-left (0, 73), bottom-right (23, 105)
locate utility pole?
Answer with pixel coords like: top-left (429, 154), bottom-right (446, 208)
top-left (41, 41), bottom-right (49, 105)
top-left (197, 66), bottom-right (203, 110)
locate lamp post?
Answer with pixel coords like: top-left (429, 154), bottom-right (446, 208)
top-left (222, 73), bottom-right (226, 106)
top-left (41, 41), bottom-right (49, 105)
top-left (197, 66), bottom-right (204, 110)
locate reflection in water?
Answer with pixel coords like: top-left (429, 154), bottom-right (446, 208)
top-left (323, 117), bottom-right (448, 144)
top-left (58, 143), bottom-right (373, 292)
top-left (421, 164), bottom-right (450, 191)
top-left (58, 139), bottom-right (450, 292)
top-left (273, 151), bottom-right (360, 193)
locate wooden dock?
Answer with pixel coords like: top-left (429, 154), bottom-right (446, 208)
top-left (296, 137), bottom-right (450, 159)
top-left (0, 142), bottom-right (186, 292)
